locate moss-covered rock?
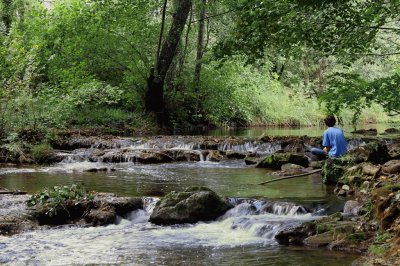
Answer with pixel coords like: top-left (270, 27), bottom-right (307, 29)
top-left (322, 158), bottom-right (345, 185)
top-left (256, 152), bottom-right (309, 169)
top-left (149, 187), bottom-right (232, 225)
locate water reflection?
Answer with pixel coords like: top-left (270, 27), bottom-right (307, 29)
top-left (0, 161), bottom-right (328, 200)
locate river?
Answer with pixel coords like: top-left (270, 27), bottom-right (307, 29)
top-left (0, 126), bottom-right (378, 265)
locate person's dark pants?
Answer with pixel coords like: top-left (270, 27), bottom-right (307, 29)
top-left (311, 148), bottom-right (326, 156)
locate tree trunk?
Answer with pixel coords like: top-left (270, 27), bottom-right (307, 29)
top-left (193, 0), bottom-right (206, 86)
top-left (145, 0), bottom-right (192, 125)
top-left (193, 0), bottom-right (206, 118)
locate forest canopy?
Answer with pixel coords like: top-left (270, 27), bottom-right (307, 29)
top-left (0, 0), bottom-right (399, 137)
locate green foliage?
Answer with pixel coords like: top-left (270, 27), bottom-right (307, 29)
top-left (0, 132), bottom-right (28, 162)
top-left (369, 232), bottom-right (393, 255)
top-left (27, 184), bottom-right (94, 217)
top-left (217, 0), bottom-right (395, 60)
top-left (169, 57), bottom-right (323, 128)
top-left (31, 143), bottom-right (54, 164)
top-left (346, 232), bottom-right (367, 243)
top-left (322, 158), bottom-right (345, 185)
top-left (0, 0), bottom-right (398, 134)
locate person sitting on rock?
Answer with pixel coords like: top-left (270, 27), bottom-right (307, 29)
top-left (311, 115), bottom-right (347, 158)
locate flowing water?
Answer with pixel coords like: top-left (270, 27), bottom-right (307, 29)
top-left (0, 131), bottom-right (365, 265)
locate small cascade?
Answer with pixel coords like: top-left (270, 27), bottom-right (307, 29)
top-left (226, 198), bottom-right (310, 217)
top-left (259, 201), bottom-right (308, 216)
top-left (142, 197), bottom-right (159, 215)
top-left (218, 141), bottom-right (282, 155)
top-left (125, 197), bottom-right (159, 224)
top-left (214, 199), bottom-right (314, 242)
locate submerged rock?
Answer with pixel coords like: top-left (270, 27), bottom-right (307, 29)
top-left (351, 129), bottom-right (378, 136)
top-left (149, 187), bottom-right (232, 225)
top-left (256, 152), bottom-right (309, 169)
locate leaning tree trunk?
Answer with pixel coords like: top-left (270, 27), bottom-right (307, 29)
top-left (145, 0), bottom-right (192, 126)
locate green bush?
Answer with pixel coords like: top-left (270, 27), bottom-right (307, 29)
top-left (27, 184), bottom-right (94, 217)
top-left (31, 143), bottom-right (54, 164)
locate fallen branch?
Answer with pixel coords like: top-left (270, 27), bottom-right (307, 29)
top-left (257, 169), bottom-right (322, 185)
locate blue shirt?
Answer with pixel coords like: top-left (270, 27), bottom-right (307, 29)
top-left (322, 127), bottom-right (347, 158)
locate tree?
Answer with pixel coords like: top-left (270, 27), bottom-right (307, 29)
top-left (145, 0), bottom-right (192, 125)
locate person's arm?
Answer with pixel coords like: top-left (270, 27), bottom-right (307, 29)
top-left (322, 130), bottom-right (331, 154)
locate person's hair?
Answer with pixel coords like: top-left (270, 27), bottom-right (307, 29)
top-left (324, 115), bottom-right (336, 127)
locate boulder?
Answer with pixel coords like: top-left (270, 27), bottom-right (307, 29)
top-left (382, 160), bottom-right (400, 174)
top-left (322, 158), bottom-right (345, 185)
top-left (85, 208), bottom-right (116, 226)
top-left (149, 187), bottom-right (232, 225)
top-left (93, 194), bottom-right (143, 216)
top-left (362, 164), bottom-right (381, 177)
top-left (346, 141), bottom-right (390, 165)
top-left (343, 200), bottom-right (362, 216)
top-left (275, 222), bottom-right (316, 245)
top-left (256, 153), bottom-right (309, 169)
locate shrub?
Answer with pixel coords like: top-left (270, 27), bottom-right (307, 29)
top-left (27, 184), bottom-right (94, 217)
top-left (31, 143), bottom-right (54, 164)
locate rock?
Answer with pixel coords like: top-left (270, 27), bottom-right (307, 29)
top-left (342, 185), bottom-right (350, 191)
top-left (322, 159), bottom-right (345, 185)
top-left (244, 155), bottom-right (259, 165)
top-left (225, 151), bottom-right (246, 159)
top-left (31, 200), bottom-right (94, 225)
top-left (93, 194), bottom-right (143, 216)
top-left (310, 161), bottom-right (325, 169)
top-left (84, 167), bottom-right (108, 172)
top-left (343, 200), bottom-right (362, 216)
top-left (382, 160), bottom-right (400, 174)
top-left (384, 128), bottom-right (400, 134)
top-left (135, 151), bottom-right (173, 164)
top-left (85, 208), bottom-right (116, 226)
top-left (351, 129), bottom-right (378, 136)
top-left (275, 222), bottom-right (316, 245)
top-left (149, 187), bottom-right (232, 225)
top-left (362, 164), bottom-right (381, 177)
top-left (281, 163), bottom-right (305, 171)
top-left (304, 231), bottom-right (334, 247)
top-left (388, 141), bottom-right (400, 159)
top-left (346, 141), bottom-right (390, 165)
top-left (372, 185), bottom-right (400, 230)
top-left (256, 153), bottom-right (309, 169)
top-left (208, 150), bottom-right (223, 162)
